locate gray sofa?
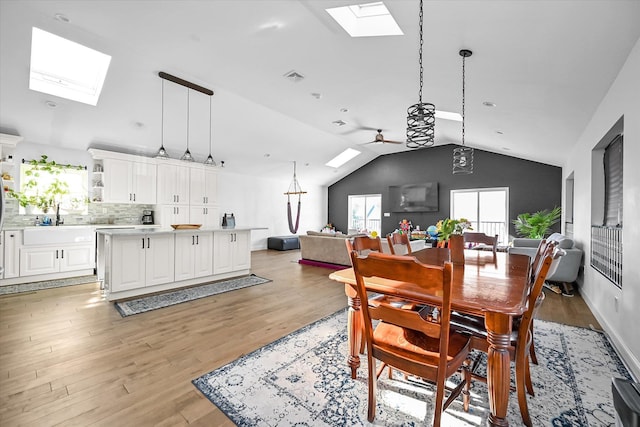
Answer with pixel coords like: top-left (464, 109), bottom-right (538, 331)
top-left (298, 231), bottom-right (364, 266)
top-left (508, 232), bottom-right (583, 283)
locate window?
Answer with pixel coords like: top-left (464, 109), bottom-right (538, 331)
top-left (450, 188), bottom-right (509, 244)
top-left (348, 194), bottom-right (381, 235)
top-left (17, 158), bottom-right (88, 215)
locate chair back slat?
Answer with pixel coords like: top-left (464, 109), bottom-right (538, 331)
top-left (386, 232), bottom-right (412, 255)
top-left (346, 235), bottom-right (383, 256)
top-left (463, 232), bottom-right (498, 253)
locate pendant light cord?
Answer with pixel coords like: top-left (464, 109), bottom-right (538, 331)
top-left (161, 79), bottom-right (165, 148)
top-left (209, 96), bottom-right (212, 154)
top-left (462, 53), bottom-right (466, 146)
top-left (186, 89), bottom-right (190, 150)
top-left (418, 0), bottom-right (424, 103)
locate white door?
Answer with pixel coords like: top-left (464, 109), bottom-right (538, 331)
top-left (145, 234), bottom-right (175, 286)
top-left (174, 233), bottom-right (195, 281)
top-left (213, 231), bottom-right (233, 274)
top-left (103, 158), bottom-right (132, 203)
top-left (232, 231), bottom-right (251, 271)
top-left (59, 244), bottom-right (95, 272)
top-left (131, 161), bottom-right (157, 204)
top-left (20, 247), bottom-right (59, 276)
top-left (203, 169), bottom-right (217, 205)
top-left (111, 235), bottom-right (146, 292)
top-left (193, 232), bottom-right (213, 278)
top-left (3, 230), bottom-right (21, 278)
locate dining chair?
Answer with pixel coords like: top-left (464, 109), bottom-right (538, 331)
top-left (345, 235), bottom-right (383, 255)
top-left (350, 251), bottom-right (472, 426)
top-left (463, 232), bottom-right (498, 253)
top-left (386, 232), bottom-right (412, 255)
top-left (450, 243), bottom-right (564, 427)
top-left (527, 238), bottom-right (548, 365)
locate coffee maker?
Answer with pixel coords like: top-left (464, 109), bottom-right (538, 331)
top-left (141, 210), bottom-right (154, 225)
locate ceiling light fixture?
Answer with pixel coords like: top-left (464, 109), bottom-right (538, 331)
top-left (180, 88), bottom-right (194, 162)
top-left (453, 49), bottom-right (474, 174)
top-left (203, 95), bottom-right (216, 166)
top-left (155, 78), bottom-right (170, 159)
top-left (406, 0), bottom-right (435, 149)
top-left (332, 120), bottom-right (347, 126)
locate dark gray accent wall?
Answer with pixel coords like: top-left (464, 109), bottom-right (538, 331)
top-left (328, 144), bottom-right (562, 238)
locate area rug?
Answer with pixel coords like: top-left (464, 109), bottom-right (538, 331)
top-left (193, 309), bottom-right (632, 426)
top-left (0, 275), bottom-right (98, 295)
top-left (115, 274), bottom-right (271, 317)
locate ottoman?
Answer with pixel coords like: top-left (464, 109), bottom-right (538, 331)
top-left (268, 235), bottom-right (300, 251)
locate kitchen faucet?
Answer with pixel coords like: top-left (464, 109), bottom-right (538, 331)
top-left (55, 204), bottom-right (64, 226)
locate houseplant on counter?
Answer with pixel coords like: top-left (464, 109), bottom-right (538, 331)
top-left (512, 206), bottom-right (561, 239)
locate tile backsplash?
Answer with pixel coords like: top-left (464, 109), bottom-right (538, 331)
top-left (3, 198), bottom-right (154, 228)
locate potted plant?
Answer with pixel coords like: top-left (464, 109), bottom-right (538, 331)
top-left (436, 218), bottom-right (473, 242)
top-left (512, 206), bottom-right (561, 239)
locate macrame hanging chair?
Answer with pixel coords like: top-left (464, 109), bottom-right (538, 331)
top-left (284, 161), bottom-right (306, 234)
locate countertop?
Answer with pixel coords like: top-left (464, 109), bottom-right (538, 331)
top-left (96, 226), bottom-right (267, 235)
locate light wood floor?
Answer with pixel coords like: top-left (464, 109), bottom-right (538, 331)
top-left (0, 249), bottom-right (599, 426)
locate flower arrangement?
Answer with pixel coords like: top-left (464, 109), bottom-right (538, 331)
top-left (436, 218), bottom-right (472, 242)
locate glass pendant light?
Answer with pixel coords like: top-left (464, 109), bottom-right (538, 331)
top-left (155, 79), bottom-right (170, 159)
top-left (453, 49), bottom-right (474, 174)
top-left (180, 87), bottom-right (194, 162)
top-left (203, 95), bottom-right (216, 166)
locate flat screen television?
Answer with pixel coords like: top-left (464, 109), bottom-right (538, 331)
top-left (389, 182), bottom-right (438, 212)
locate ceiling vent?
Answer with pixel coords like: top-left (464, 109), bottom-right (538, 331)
top-left (283, 70), bottom-right (305, 82)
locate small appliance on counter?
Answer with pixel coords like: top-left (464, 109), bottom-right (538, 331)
top-left (141, 210), bottom-right (154, 225)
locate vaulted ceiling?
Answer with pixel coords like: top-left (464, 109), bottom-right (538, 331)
top-left (1, 1), bottom-right (639, 186)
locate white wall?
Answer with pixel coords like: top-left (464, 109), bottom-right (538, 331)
top-left (216, 169), bottom-right (326, 250)
top-left (565, 37), bottom-right (640, 379)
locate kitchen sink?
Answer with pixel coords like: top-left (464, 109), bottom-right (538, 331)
top-left (22, 226), bottom-right (95, 246)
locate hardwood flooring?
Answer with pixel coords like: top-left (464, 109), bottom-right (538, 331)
top-left (0, 249), bottom-right (599, 426)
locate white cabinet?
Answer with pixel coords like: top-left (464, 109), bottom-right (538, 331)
top-left (189, 206), bottom-right (220, 228)
top-left (175, 232), bottom-right (213, 281)
top-left (20, 243), bottom-right (95, 277)
top-left (1, 133), bottom-right (21, 194)
top-left (2, 230), bottom-right (21, 279)
top-left (108, 233), bottom-right (175, 292)
top-left (157, 162), bottom-right (190, 205)
top-left (160, 205), bottom-right (190, 226)
top-left (103, 158), bottom-right (156, 204)
top-left (189, 167), bottom-right (217, 205)
top-left (213, 230), bottom-right (250, 274)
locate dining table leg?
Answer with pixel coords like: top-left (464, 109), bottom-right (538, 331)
top-left (345, 284), bottom-right (361, 379)
top-left (484, 311), bottom-right (513, 427)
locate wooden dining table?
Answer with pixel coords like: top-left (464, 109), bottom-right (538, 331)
top-left (329, 247), bottom-right (531, 427)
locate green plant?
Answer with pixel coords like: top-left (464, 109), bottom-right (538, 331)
top-left (512, 206), bottom-right (561, 239)
top-left (436, 218), bottom-right (472, 242)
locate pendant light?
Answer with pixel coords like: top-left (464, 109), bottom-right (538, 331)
top-left (155, 79), bottom-right (170, 159)
top-left (180, 87), bottom-right (194, 162)
top-left (453, 49), bottom-right (473, 174)
top-left (406, 0), bottom-right (435, 149)
top-left (203, 95), bottom-right (216, 166)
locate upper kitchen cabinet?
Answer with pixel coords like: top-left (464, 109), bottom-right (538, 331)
top-left (0, 133), bottom-right (22, 193)
top-left (88, 149), bottom-right (157, 205)
top-left (157, 161), bottom-right (190, 205)
top-left (190, 165), bottom-right (217, 205)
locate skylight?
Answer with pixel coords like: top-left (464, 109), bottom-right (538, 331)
top-left (435, 110), bottom-right (462, 122)
top-left (326, 148), bottom-right (361, 168)
top-left (29, 27), bottom-right (111, 106)
top-left (326, 2), bottom-right (403, 37)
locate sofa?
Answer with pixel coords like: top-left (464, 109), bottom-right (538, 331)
top-left (508, 232), bottom-right (583, 283)
top-left (298, 231), bottom-right (363, 266)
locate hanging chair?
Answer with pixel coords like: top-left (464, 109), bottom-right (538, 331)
top-left (284, 161), bottom-right (306, 234)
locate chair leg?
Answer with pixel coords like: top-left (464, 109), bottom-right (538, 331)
top-left (515, 347), bottom-right (533, 427)
top-left (462, 359), bottom-right (471, 412)
top-left (433, 376), bottom-right (445, 427)
top-left (367, 356), bottom-right (378, 422)
top-left (525, 357), bottom-right (534, 397)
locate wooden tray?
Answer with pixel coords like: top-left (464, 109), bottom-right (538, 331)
top-left (170, 224), bottom-right (202, 230)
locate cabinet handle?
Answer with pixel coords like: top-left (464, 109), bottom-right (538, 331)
top-left (196, 235), bottom-right (199, 245)
top-left (192, 235), bottom-right (195, 245)
top-left (142, 238), bottom-right (145, 249)
top-left (133, 193), bottom-right (136, 202)
top-left (56, 249), bottom-right (59, 259)
top-left (147, 237), bottom-right (150, 248)
top-left (61, 250), bottom-right (64, 259)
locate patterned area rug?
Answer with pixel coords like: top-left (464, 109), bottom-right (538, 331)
top-left (115, 274), bottom-right (271, 317)
top-left (193, 309), bottom-right (632, 426)
top-left (0, 275), bottom-right (98, 295)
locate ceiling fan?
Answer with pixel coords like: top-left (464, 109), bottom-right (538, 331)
top-left (363, 129), bottom-right (403, 145)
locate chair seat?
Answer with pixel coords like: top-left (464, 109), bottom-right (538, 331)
top-left (374, 322), bottom-right (471, 375)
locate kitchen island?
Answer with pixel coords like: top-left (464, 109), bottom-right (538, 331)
top-left (97, 227), bottom-right (263, 301)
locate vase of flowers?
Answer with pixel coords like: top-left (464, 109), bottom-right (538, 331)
top-left (436, 218), bottom-right (472, 264)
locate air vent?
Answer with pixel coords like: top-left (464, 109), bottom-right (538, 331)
top-left (283, 70), bottom-right (305, 82)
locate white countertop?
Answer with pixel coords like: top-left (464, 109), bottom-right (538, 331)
top-left (96, 226), bottom-right (267, 236)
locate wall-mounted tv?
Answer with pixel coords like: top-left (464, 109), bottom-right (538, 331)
top-left (389, 182), bottom-right (438, 212)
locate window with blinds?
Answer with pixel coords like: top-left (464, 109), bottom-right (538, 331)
top-left (603, 135), bottom-right (623, 227)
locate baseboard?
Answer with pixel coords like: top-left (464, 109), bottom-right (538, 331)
top-left (580, 288), bottom-right (640, 381)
